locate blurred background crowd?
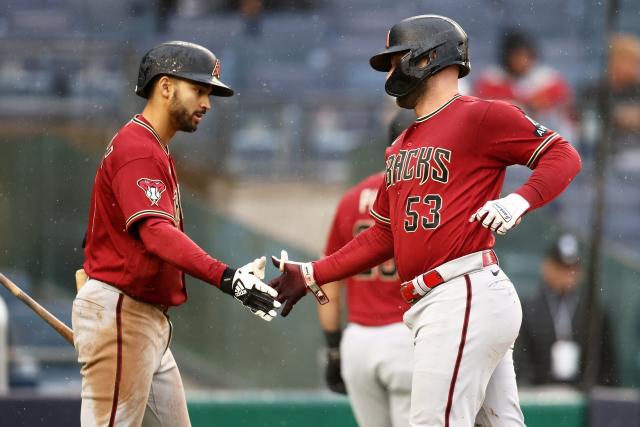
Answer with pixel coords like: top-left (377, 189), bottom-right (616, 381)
top-left (0, 0), bottom-right (640, 425)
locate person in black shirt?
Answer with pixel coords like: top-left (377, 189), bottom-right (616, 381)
top-left (515, 233), bottom-right (619, 386)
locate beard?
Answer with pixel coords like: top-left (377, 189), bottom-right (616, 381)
top-left (169, 91), bottom-right (199, 133)
top-left (395, 79), bottom-right (429, 110)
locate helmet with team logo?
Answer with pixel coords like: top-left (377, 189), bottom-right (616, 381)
top-left (135, 41), bottom-right (234, 98)
top-left (370, 15), bottom-right (470, 97)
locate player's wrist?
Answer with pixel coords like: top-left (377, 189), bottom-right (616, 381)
top-left (300, 262), bottom-right (316, 288)
top-left (324, 330), bottom-right (342, 349)
top-left (505, 193), bottom-right (530, 211)
top-left (219, 267), bottom-right (236, 295)
top-left (510, 191), bottom-right (532, 212)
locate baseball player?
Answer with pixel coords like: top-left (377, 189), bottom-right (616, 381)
top-left (317, 110), bottom-right (415, 427)
top-left (73, 41), bottom-right (280, 427)
top-left (271, 15), bottom-right (582, 427)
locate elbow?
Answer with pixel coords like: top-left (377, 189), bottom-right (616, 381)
top-left (547, 140), bottom-right (582, 180)
top-left (569, 144), bottom-right (583, 178)
top-left (142, 236), bottom-right (161, 256)
top-left (140, 232), bottom-right (160, 255)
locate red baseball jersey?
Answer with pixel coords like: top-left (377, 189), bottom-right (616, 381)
top-left (83, 115), bottom-right (187, 306)
top-left (370, 95), bottom-right (565, 282)
top-left (325, 173), bottom-right (410, 326)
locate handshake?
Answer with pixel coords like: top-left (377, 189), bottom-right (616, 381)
top-left (224, 250), bottom-right (329, 322)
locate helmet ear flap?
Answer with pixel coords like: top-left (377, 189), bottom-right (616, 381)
top-left (414, 49), bottom-right (437, 71)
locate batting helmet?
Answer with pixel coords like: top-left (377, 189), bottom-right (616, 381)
top-left (135, 41), bottom-right (234, 99)
top-left (370, 15), bottom-right (470, 98)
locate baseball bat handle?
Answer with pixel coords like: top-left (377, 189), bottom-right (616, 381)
top-left (0, 273), bottom-right (74, 345)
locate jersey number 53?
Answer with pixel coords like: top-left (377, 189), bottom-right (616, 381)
top-left (404, 194), bottom-right (442, 232)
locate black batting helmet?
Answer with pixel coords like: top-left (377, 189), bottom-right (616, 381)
top-left (370, 15), bottom-right (470, 98)
top-left (135, 41), bottom-right (234, 99)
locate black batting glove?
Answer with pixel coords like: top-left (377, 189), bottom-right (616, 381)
top-left (324, 330), bottom-right (347, 395)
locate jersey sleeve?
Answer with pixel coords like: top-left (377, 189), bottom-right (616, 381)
top-left (479, 100), bottom-right (563, 168)
top-left (138, 217), bottom-right (228, 287)
top-left (370, 178), bottom-right (391, 226)
top-left (314, 222), bottom-right (394, 285)
top-left (112, 158), bottom-right (177, 230)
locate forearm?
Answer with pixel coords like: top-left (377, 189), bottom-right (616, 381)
top-left (137, 217), bottom-right (228, 287)
top-left (515, 140), bottom-right (582, 210)
top-left (317, 281), bottom-right (342, 332)
top-left (314, 223), bottom-right (394, 285)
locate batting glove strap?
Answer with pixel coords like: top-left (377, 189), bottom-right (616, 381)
top-left (302, 262), bottom-right (330, 305)
top-left (220, 267), bottom-right (236, 295)
top-left (300, 262), bottom-right (316, 288)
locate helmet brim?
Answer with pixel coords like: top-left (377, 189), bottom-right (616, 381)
top-left (179, 73), bottom-right (234, 97)
top-left (135, 74), bottom-right (235, 98)
top-left (369, 46), bottom-right (411, 72)
top-left (209, 77), bottom-right (234, 97)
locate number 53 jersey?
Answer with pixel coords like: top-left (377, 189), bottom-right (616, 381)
top-left (370, 95), bottom-right (565, 282)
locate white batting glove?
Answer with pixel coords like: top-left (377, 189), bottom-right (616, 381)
top-left (224, 257), bottom-right (281, 321)
top-left (250, 255), bottom-right (266, 280)
top-left (469, 193), bottom-right (530, 235)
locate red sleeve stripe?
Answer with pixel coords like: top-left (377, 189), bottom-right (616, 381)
top-left (526, 132), bottom-right (560, 168)
top-left (125, 210), bottom-right (176, 229)
top-left (370, 208), bottom-right (391, 225)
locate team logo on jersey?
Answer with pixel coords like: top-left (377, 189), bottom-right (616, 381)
top-left (137, 178), bottom-right (166, 206)
top-left (524, 114), bottom-right (549, 137)
top-left (212, 59), bottom-right (221, 79)
top-left (385, 147), bottom-right (452, 188)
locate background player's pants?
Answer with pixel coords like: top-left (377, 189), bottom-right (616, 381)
top-left (341, 322), bottom-right (413, 427)
top-left (72, 280), bottom-right (191, 427)
top-left (403, 266), bottom-right (525, 427)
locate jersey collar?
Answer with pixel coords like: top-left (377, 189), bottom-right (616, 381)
top-left (415, 94), bottom-right (461, 123)
top-left (131, 115), bottom-right (169, 155)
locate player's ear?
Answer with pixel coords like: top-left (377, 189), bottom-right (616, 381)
top-left (147, 75), bottom-right (172, 101)
top-left (157, 75), bottom-right (173, 99)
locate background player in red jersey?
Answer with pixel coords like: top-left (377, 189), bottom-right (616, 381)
top-left (74, 41), bottom-right (280, 427)
top-left (271, 15), bottom-right (581, 427)
top-left (473, 28), bottom-right (575, 141)
top-left (317, 110), bottom-right (414, 427)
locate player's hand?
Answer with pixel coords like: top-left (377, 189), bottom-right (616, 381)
top-left (222, 257), bottom-right (281, 321)
top-left (326, 348), bottom-right (347, 394)
top-left (324, 331), bottom-right (347, 394)
top-left (269, 250), bottom-right (311, 317)
top-left (469, 193), bottom-right (530, 235)
top-left (269, 250), bottom-right (330, 317)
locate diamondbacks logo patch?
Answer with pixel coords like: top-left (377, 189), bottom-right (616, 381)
top-left (137, 178), bottom-right (166, 206)
top-left (212, 59), bottom-right (221, 79)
